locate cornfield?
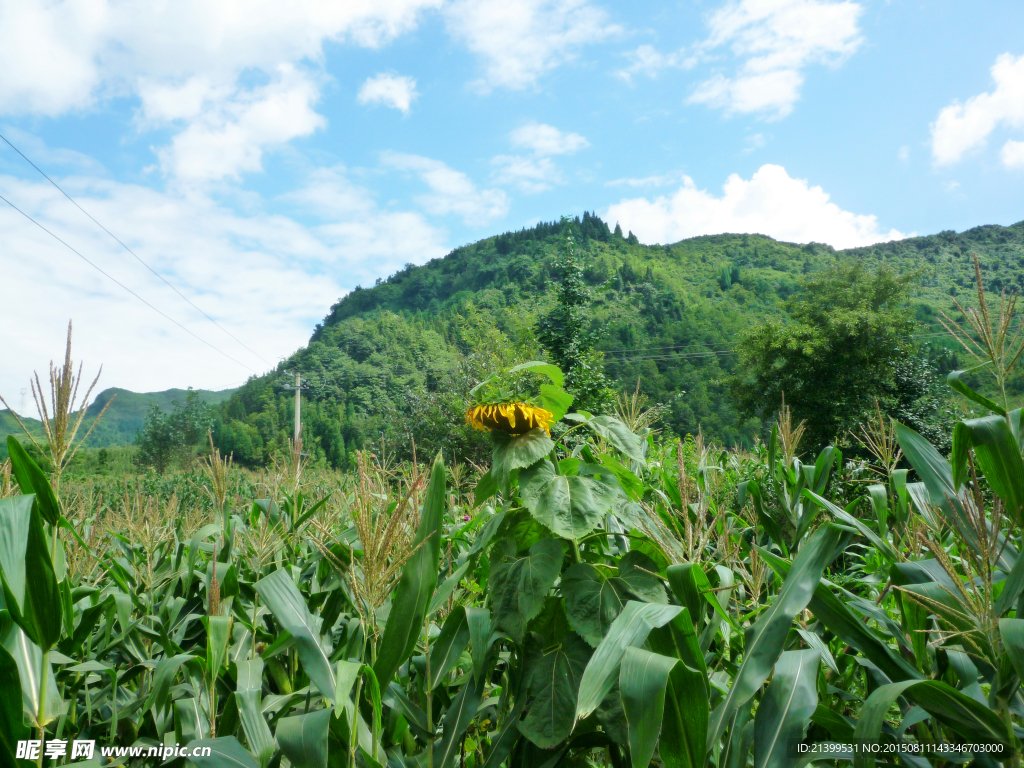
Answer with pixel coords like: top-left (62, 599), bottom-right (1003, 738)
top-left (4, 356), bottom-right (1024, 768)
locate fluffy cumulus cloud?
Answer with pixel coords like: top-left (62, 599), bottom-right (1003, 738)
top-left (358, 72), bottom-right (418, 113)
top-left (0, 0), bottom-right (442, 182)
top-left (689, 0), bottom-right (864, 119)
top-left (930, 53), bottom-right (1024, 167)
top-left (605, 164), bottom-right (905, 249)
top-left (0, 165), bottom-right (446, 400)
top-left (382, 152), bottom-right (510, 225)
top-left (444, 0), bottom-right (620, 91)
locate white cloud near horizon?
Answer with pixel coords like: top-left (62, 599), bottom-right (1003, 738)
top-left (689, 0), bottom-right (864, 119)
top-left (382, 152), bottom-right (510, 225)
top-left (0, 163), bottom-right (447, 401)
top-left (930, 53), bottom-right (1024, 167)
top-left (604, 164), bottom-right (906, 249)
top-left (445, 0), bottom-right (620, 91)
top-left (358, 73), bottom-right (419, 113)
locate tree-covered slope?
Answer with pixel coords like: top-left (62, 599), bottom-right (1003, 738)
top-left (1, 386), bottom-right (236, 454)
top-left (213, 215), bottom-right (1024, 469)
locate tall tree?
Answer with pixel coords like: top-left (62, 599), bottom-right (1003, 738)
top-left (537, 220), bottom-right (613, 413)
top-left (732, 262), bottom-right (944, 449)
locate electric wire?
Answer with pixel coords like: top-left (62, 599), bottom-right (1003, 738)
top-left (0, 191), bottom-right (257, 374)
top-left (0, 131), bottom-right (273, 368)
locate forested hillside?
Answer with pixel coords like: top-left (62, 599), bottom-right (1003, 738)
top-left (212, 215), bottom-right (1024, 469)
top-left (0, 386), bottom-right (235, 457)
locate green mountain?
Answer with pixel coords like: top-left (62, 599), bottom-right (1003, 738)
top-left (203, 214), bottom-right (1021, 468)
top-left (1, 387), bottom-right (237, 454)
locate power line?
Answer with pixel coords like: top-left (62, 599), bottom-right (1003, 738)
top-left (0, 132), bottom-right (273, 368)
top-left (0, 191), bottom-right (257, 374)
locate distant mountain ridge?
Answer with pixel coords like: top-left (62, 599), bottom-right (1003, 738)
top-left (1, 386), bottom-right (237, 450)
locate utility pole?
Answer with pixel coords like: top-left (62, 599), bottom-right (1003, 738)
top-left (281, 371), bottom-right (307, 471)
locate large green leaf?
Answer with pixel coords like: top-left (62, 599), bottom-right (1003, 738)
top-left (961, 415), bottom-right (1024, 522)
top-left (539, 384), bottom-right (574, 423)
top-left (236, 659), bottom-right (275, 768)
top-left (707, 524), bottom-right (841, 751)
top-left (663, 670), bottom-right (709, 768)
top-left (0, 495), bottom-right (61, 650)
top-left (0, 640), bottom-right (29, 768)
top-left (619, 647), bottom-right (677, 768)
top-left (254, 569), bottom-right (335, 704)
top-left (186, 736), bottom-right (260, 768)
top-left (562, 552), bottom-right (666, 647)
top-left (276, 708), bottom-right (331, 768)
top-left (480, 695), bottom-right (528, 768)
top-left (373, 453), bottom-right (447, 687)
top-left (619, 647), bottom-right (707, 768)
top-left (582, 415), bottom-right (647, 465)
top-left (851, 679), bottom-right (1011, 768)
top-left (492, 429), bottom-right (554, 488)
top-left (575, 601), bottom-right (683, 721)
top-left (6, 437), bottom-right (60, 526)
top-left (428, 605), bottom-right (470, 689)
top-left (753, 650), bottom-right (819, 768)
top-left (1000, 618), bottom-right (1024, 685)
top-left (948, 369), bottom-right (1006, 415)
top-left (520, 631), bottom-right (591, 748)
top-left (488, 538), bottom-right (564, 644)
top-left (466, 606), bottom-right (493, 684)
top-left (762, 549), bottom-right (920, 683)
top-left (508, 360), bottom-right (565, 389)
top-left (804, 490), bottom-right (898, 563)
top-left (519, 460), bottom-right (619, 540)
top-left (434, 677), bottom-right (484, 768)
top-left (2, 624), bottom-right (60, 727)
top-left (562, 564), bottom-right (630, 647)
top-left (895, 422), bottom-right (981, 554)
top-left (646, 616), bottom-right (708, 768)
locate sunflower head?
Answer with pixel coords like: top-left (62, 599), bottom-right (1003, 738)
top-left (465, 402), bottom-right (555, 435)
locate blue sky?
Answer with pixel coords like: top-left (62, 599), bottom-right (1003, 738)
top-left (1, 0), bottom-right (1022, 402)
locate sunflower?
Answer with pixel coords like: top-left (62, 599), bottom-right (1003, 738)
top-left (465, 402), bottom-right (555, 435)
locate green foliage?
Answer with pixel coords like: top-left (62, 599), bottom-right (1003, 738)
top-left (9, 349), bottom-right (1024, 768)
top-left (733, 262), bottom-right (944, 449)
top-left (206, 218), bottom-right (1024, 467)
top-left (537, 220), bottom-right (614, 413)
top-left (136, 388), bottom-right (213, 472)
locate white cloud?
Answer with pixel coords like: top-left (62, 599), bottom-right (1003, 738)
top-left (358, 73), bottom-right (418, 114)
top-left (743, 132), bottom-right (767, 152)
top-left (0, 0), bottom-right (442, 181)
top-left (0, 163), bottom-right (446, 399)
top-left (510, 122), bottom-right (589, 155)
top-left (615, 44), bottom-right (697, 83)
top-left (604, 164), bottom-right (906, 249)
top-left (1002, 140), bottom-right (1024, 169)
top-left (689, 0), bottom-right (864, 119)
top-left (492, 155), bottom-right (561, 193)
top-left (898, 145), bottom-right (909, 162)
top-left (154, 66), bottom-right (326, 183)
top-left (930, 53), bottom-right (1024, 166)
top-left (445, 0), bottom-right (620, 91)
top-left (382, 152), bottom-right (509, 225)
